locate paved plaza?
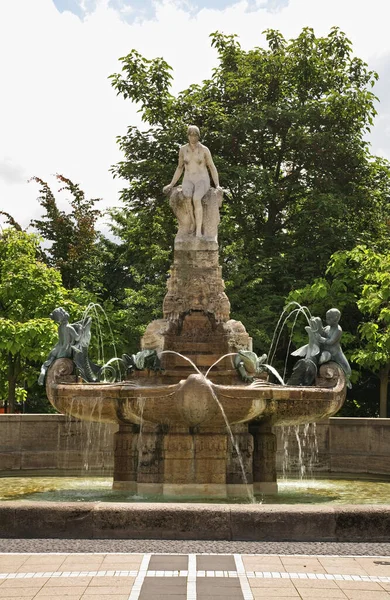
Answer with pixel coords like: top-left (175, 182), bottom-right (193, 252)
top-left (1, 544), bottom-right (390, 599)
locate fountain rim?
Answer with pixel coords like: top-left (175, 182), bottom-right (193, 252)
top-left (49, 362), bottom-right (346, 399)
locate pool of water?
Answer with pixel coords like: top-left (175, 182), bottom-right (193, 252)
top-left (1, 476), bottom-right (390, 504)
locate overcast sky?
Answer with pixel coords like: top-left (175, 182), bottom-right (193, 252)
top-left (1, 0), bottom-right (390, 232)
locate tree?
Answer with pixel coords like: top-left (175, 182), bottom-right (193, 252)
top-left (0, 228), bottom-right (88, 413)
top-left (0, 212), bottom-right (22, 231)
top-left (289, 246), bottom-right (390, 417)
top-left (108, 28), bottom-right (390, 351)
top-left (30, 174), bottom-right (101, 291)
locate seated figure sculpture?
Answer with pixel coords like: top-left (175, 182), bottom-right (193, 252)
top-left (163, 125), bottom-right (222, 239)
top-left (318, 308), bottom-right (352, 380)
top-left (288, 308), bottom-right (351, 387)
top-left (40, 310), bottom-right (163, 384)
top-left (38, 307), bottom-right (80, 385)
top-left (39, 308), bottom-right (101, 384)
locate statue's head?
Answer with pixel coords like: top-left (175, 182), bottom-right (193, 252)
top-left (326, 308), bottom-right (340, 326)
top-left (187, 125), bottom-right (200, 142)
top-left (50, 307), bottom-right (69, 323)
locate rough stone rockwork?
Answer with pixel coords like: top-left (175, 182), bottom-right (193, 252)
top-left (163, 238), bottom-right (231, 322)
top-left (141, 227), bottom-right (253, 380)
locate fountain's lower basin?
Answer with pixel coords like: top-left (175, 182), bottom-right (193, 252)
top-left (45, 359), bottom-right (346, 498)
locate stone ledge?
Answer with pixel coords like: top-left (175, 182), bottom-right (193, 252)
top-left (1, 502), bottom-right (390, 542)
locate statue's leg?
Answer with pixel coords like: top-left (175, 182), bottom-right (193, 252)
top-left (193, 181), bottom-right (208, 237)
top-left (182, 180), bottom-right (196, 231)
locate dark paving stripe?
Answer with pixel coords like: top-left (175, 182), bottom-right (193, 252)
top-left (2, 539), bottom-right (390, 555)
top-left (139, 576), bottom-right (187, 599)
top-left (149, 554), bottom-right (188, 570)
top-left (197, 576), bottom-right (244, 599)
top-left (197, 554), bottom-right (236, 570)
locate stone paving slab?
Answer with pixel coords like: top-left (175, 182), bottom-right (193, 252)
top-left (0, 552), bottom-right (390, 599)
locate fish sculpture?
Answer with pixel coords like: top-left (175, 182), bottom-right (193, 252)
top-left (287, 316), bottom-right (323, 386)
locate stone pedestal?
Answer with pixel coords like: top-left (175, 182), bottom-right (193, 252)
top-left (136, 426), bottom-right (164, 495)
top-left (113, 187), bottom-right (258, 498)
top-left (112, 423), bottom-right (138, 491)
top-left (163, 430), bottom-right (228, 497)
top-left (251, 421), bottom-right (278, 494)
top-left (113, 426), bottom-right (254, 498)
top-left (226, 425), bottom-right (254, 498)
top-left (163, 237), bottom-right (230, 323)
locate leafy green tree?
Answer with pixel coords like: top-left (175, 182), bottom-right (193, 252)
top-left (289, 245), bottom-right (390, 417)
top-left (0, 228), bottom-right (92, 413)
top-left (109, 28), bottom-right (390, 350)
top-left (30, 174), bottom-right (101, 291)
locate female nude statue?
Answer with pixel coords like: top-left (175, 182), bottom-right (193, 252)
top-left (163, 125), bottom-right (221, 237)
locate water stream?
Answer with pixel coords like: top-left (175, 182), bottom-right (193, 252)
top-left (268, 301), bottom-right (312, 368)
top-left (281, 423), bottom-right (319, 480)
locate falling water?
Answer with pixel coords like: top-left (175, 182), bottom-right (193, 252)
top-left (281, 423), bottom-right (319, 480)
top-left (205, 353), bottom-right (238, 378)
top-left (136, 397), bottom-right (146, 459)
top-left (83, 398), bottom-right (99, 471)
top-left (206, 354), bottom-right (285, 385)
top-left (99, 357), bottom-right (126, 382)
top-left (306, 423), bottom-right (319, 478)
top-left (159, 350), bottom-right (202, 374)
top-left (294, 426), bottom-right (305, 479)
top-left (81, 303), bottom-right (119, 378)
top-left (208, 384), bottom-right (254, 503)
top-left (268, 302), bottom-right (312, 367)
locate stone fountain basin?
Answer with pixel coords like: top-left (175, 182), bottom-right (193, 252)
top-left (47, 360), bottom-right (346, 428)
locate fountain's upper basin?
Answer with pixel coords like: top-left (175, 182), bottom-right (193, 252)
top-left (47, 360), bottom-right (346, 428)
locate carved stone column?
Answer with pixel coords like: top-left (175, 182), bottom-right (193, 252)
top-left (162, 238), bottom-right (231, 323)
top-left (250, 421), bottom-right (278, 494)
top-left (162, 428), bottom-right (228, 498)
top-left (137, 426), bottom-right (164, 495)
top-left (112, 423), bottom-right (138, 491)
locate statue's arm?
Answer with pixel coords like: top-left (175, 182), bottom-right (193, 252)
top-left (64, 324), bottom-right (80, 347)
top-left (321, 326), bottom-right (342, 347)
top-left (205, 147), bottom-right (220, 188)
top-left (164, 147), bottom-right (184, 193)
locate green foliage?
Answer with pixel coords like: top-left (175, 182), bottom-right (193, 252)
top-left (30, 174), bottom-right (101, 291)
top-left (0, 228), bottom-right (94, 413)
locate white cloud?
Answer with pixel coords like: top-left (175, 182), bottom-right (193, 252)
top-left (0, 158), bottom-right (27, 185)
top-left (0, 0), bottom-right (390, 230)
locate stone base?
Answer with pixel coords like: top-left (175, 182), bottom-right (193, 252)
top-left (253, 481), bottom-right (278, 495)
top-left (162, 483), bottom-right (227, 498)
top-left (111, 481), bottom-right (235, 498)
top-left (112, 481), bottom-right (137, 492)
top-left (137, 483), bottom-right (163, 495)
top-left (226, 484), bottom-right (254, 498)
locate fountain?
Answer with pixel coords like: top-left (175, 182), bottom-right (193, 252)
top-left (43, 126), bottom-right (347, 500)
